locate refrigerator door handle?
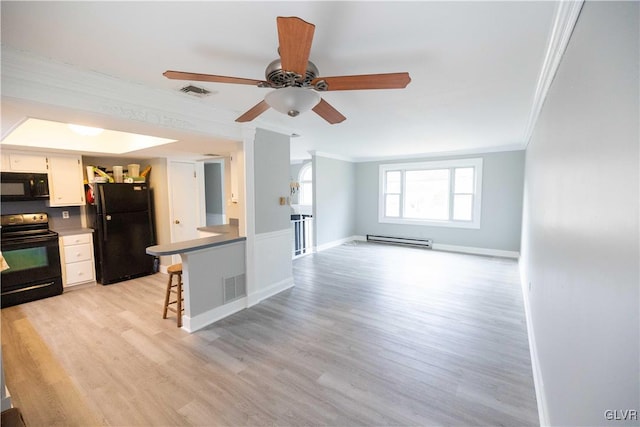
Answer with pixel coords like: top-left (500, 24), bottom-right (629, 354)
top-left (103, 215), bottom-right (110, 241)
top-left (99, 185), bottom-right (109, 241)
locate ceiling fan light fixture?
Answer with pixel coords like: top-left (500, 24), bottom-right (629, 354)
top-left (265, 87), bottom-right (320, 118)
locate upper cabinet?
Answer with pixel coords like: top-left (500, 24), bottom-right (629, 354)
top-left (1, 150), bottom-right (85, 206)
top-left (48, 155), bottom-right (84, 206)
top-left (5, 152), bottom-right (48, 172)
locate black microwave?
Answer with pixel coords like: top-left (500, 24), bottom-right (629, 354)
top-left (0, 172), bottom-right (50, 201)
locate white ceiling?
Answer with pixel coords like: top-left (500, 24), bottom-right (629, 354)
top-left (0, 1), bottom-right (557, 161)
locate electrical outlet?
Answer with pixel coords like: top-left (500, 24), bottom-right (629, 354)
top-left (62, 211), bottom-right (70, 219)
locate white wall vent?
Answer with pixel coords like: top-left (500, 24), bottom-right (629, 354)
top-left (366, 234), bottom-right (433, 249)
top-left (223, 274), bottom-right (246, 303)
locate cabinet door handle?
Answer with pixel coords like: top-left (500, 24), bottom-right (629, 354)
top-left (174, 220), bottom-right (180, 224)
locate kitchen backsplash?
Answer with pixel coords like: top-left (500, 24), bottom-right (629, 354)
top-left (0, 200), bottom-right (83, 230)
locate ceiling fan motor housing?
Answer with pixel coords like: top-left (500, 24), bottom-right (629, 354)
top-left (265, 59), bottom-right (319, 88)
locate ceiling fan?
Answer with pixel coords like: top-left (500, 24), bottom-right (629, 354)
top-left (164, 16), bottom-right (411, 125)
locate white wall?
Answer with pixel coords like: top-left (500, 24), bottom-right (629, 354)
top-left (520, 2), bottom-right (639, 425)
top-left (355, 150), bottom-right (525, 253)
top-left (246, 128), bottom-right (293, 305)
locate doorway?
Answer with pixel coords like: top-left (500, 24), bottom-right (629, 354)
top-left (291, 161), bottom-right (313, 257)
top-left (203, 160), bottom-right (225, 226)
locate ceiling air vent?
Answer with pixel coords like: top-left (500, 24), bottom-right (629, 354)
top-left (180, 85), bottom-right (211, 97)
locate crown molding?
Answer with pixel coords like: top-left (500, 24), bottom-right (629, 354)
top-left (351, 144), bottom-right (525, 163)
top-left (522, 0), bottom-right (584, 148)
top-left (1, 47), bottom-right (243, 141)
top-left (308, 150), bottom-right (357, 163)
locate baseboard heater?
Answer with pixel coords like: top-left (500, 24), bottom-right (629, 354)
top-left (366, 234), bottom-right (433, 249)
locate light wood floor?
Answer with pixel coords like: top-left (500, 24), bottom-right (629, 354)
top-left (2, 242), bottom-right (538, 426)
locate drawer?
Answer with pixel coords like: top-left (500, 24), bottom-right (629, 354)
top-left (65, 260), bottom-right (94, 286)
top-left (62, 233), bottom-right (92, 246)
top-left (64, 243), bottom-right (92, 263)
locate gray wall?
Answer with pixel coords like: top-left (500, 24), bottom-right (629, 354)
top-left (254, 128), bottom-right (290, 234)
top-left (204, 163), bottom-right (223, 214)
top-left (355, 150), bottom-right (525, 252)
top-left (313, 155), bottom-right (356, 247)
top-left (520, 2), bottom-right (639, 425)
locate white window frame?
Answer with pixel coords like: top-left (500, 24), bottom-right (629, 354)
top-left (378, 158), bottom-right (483, 229)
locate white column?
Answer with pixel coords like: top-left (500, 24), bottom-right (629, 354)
top-left (241, 125), bottom-right (257, 301)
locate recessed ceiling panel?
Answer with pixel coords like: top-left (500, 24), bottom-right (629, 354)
top-left (1, 118), bottom-right (176, 154)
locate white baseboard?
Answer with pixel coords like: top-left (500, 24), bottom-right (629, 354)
top-left (316, 235), bottom-right (364, 252)
top-left (330, 236), bottom-right (519, 259)
top-left (182, 296), bottom-right (247, 333)
top-left (519, 263), bottom-right (549, 426)
top-left (432, 243), bottom-right (520, 259)
top-left (247, 277), bottom-right (294, 307)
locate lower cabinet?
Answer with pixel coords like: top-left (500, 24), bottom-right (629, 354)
top-left (60, 233), bottom-right (96, 287)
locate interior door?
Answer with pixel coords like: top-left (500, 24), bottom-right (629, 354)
top-left (169, 161), bottom-right (200, 263)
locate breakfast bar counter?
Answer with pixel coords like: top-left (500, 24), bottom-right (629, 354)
top-left (145, 234), bottom-right (245, 256)
top-left (146, 230), bottom-right (246, 332)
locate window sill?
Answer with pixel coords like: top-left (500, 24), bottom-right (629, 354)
top-left (378, 217), bottom-right (481, 229)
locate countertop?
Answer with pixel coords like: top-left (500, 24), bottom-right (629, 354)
top-left (197, 224), bottom-right (239, 236)
top-left (52, 228), bottom-right (94, 236)
top-left (146, 224), bottom-right (243, 256)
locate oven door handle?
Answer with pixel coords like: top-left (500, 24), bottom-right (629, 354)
top-left (1, 234), bottom-right (58, 248)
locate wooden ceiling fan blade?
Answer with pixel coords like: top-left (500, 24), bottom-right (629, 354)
top-left (235, 100), bottom-right (270, 123)
top-left (313, 98), bottom-right (346, 125)
top-left (164, 70), bottom-right (267, 86)
top-left (277, 16), bottom-right (315, 78)
top-left (312, 72), bottom-right (411, 91)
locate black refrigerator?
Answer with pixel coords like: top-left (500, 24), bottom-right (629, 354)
top-left (91, 183), bottom-right (156, 285)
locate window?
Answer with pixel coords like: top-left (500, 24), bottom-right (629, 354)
top-left (379, 158), bottom-right (482, 228)
top-left (298, 163), bottom-right (313, 206)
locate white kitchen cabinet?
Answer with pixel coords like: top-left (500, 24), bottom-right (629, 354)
top-left (60, 233), bottom-right (96, 287)
top-left (48, 154), bottom-right (85, 206)
top-left (5, 152), bottom-right (48, 172)
top-left (1, 152), bottom-right (10, 171)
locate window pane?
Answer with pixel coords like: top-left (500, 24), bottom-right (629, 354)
top-left (404, 169), bottom-right (449, 220)
top-left (300, 182), bottom-right (313, 205)
top-left (385, 170), bottom-right (401, 193)
top-left (453, 194), bottom-right (473, 221)
top-left (454, 168), bottom-right (474, 194)
top-left (385, 194), bottom-right (400, 217)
